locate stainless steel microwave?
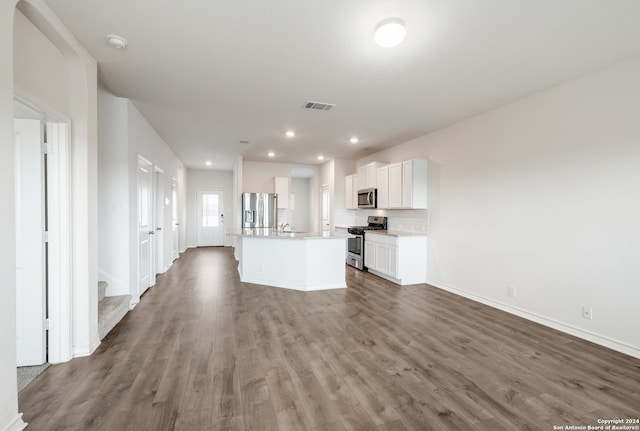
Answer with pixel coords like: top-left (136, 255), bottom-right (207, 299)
top-left (357, 188), bottom-right (377, 208)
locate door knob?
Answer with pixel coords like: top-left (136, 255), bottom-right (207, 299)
top-left (149, 231), bottom-right (155, 235)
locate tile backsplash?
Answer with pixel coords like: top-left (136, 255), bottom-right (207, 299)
top-left (335, 209), bottom-right (428, 233)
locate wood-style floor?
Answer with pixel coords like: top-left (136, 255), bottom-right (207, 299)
top-left (19, 247), bottom-right (640, 430)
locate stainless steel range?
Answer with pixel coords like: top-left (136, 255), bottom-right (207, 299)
top-left (346, 216), bottom-right (387, 270)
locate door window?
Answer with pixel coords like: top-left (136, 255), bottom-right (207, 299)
top-left (202, 193), bottom-right (220, 227)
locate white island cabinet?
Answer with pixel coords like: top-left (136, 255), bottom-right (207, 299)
top-left (228, 229), bottom-right (347, 291)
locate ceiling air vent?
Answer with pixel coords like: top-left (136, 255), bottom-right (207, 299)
top-left (304, 101), bottom-right (335, 111)
top-left (238, 140), bottom-right (250, 145)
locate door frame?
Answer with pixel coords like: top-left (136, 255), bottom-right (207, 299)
top-left (14, 96), bottom-right (73, 364)
top-left (171, 177), bottom-right (179, 260)
top-left (195, 188), bottom-right (225, 247)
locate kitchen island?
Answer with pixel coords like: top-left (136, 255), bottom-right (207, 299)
top-left (227, 229), bottom-right (348, 291)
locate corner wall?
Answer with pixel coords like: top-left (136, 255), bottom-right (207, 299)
top-left (97, 82), bottom-right (129, 296)
top-left (360, 56), bottom-right (640, 357)
top-left (0, 2), bottom-right (22, 429)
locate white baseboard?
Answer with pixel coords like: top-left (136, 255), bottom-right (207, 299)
top-left (427, 279), bottom-right (640, 360)
top-left (240, 275), bottom-right (346, 292)
top-left (1, 414), bottom-right (27, 431)
top-left (73, 336), bottom-right (101, 358)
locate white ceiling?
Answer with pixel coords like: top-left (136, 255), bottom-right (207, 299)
top-left (43, 0), bottom-right (640, 170)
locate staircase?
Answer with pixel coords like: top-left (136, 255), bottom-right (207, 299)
top-left (98, 281), bottom-right (131, 340)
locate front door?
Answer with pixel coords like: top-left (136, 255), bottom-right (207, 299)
top-left (14, 118), bottom-right (46, 366)
top-left (196, 189), bottom-right (224, 247)
top-left (138, 157), bottom-right (154, 297)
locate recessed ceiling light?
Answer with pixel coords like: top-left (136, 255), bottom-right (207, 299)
top-left (268, 152), bottom-right (275, 157)
top-left (285, 130), bottom-right (295, 138)
top-left (374, 18), bottom-right (406, 48)
top-left (350, 137), bottom-right (359, 144)
top-left (205, 160), bottom-right (212, 166)
top-left (317, 155), bottom-right (325, 161)
top-left (106, 34), bottom-right (128, 49)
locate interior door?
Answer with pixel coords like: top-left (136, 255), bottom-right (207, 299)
top-left (14, 118), bottom-right (46, 366)
top-left (154, 169), bottom-right (164, 275)
top-left (321, 185), bottom-right (330, 232)
top-left (196, 189), bottom-right (224, 246)
top-left (138, 158), bottom-right (154, 296)
top-left (171, 177), bottom-right (179, 260)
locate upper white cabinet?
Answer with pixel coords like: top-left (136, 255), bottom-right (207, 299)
top-left (402, 159), bottom-right (427, 209)
top-left (376, 166), bottom-right (389, 209)
top-left (274, 177), bottom-right (289, 209)
top-left (346, 159), bottom-right (427, 210)
top-left (388, 163), bottom-right (403, 208)
top-left (357, 162), bottom-right (386, 189)
top-left (387, 158), bottom-right (427, 209)
top-left (345, 174), bottom-right (358, 209)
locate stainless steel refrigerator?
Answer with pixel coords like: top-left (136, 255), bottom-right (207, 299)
top-left (241, 193), bottom-right (278, 228)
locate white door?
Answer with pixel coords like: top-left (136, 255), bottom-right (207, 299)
top-left (154, 168), bottom-right (164, 275)
top-left (138, 157), bottom-right (154, 296)
top-left (14, 118), bottom-right (46, 366)
top-left (196, 189), bottom-right (224, 246)
top-left (321, 185), bottom-right (330, 232)
top-left (171, 177), bottom-right (179, 260)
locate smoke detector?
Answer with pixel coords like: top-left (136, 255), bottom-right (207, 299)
top-left (106, 34), bottom-right (128, 49)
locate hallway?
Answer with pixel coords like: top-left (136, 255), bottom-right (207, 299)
top-left (18, 247), bottom-right (640, 430)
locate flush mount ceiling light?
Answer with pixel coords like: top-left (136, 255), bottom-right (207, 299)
top-left (317, 155), bottom-right (325, 161)
top-left (268, 151), bottom-right (275, 157)
top-left (106, 34), bottom-right (128, 49)
top-left (285, 130), bottom-right (295, 138)
top-left (350, 137), bottom-right (359, 144)
top-left (205, 160), bottom-right (212, 166)
top-left (374, 18), bottom-right (406, 48)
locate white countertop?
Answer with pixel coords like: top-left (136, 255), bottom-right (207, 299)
top-left (226, 228), bottom-right (345, 240)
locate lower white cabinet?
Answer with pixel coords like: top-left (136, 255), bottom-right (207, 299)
top-left (364, 233), bottom-right (427, 285)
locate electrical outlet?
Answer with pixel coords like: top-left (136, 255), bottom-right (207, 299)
top-left (508, 285), bottom-right (516, 298)
top-left (582, 306), bottom-right (593, 320)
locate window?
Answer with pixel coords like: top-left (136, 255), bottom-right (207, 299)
top-left (202, 193), bottom-right (219, 227)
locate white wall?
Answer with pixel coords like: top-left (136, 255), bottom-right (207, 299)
top-left (97, 82), bottom-right (129, 296)
top-left (2, 0), bottom-right (99, 428)
top-left (186, 169), bottom-right (233, 247)
top-left (128, 102), bottom-right (185, 262)
top-left (359, 56), bottom-right (640, 357)
top-left (291, 177), bottom-right (312, 231)
top-left (320, 159), bottom-right (358, 230)
top-left (1, 2), bottom-right (20, 428)
top-left (13, 0), bottom-right (99, 358)
top-left (243, 160), bottom-right (321, 230)
top-left (243, 161), bottom-right (318, 193)
top-left (99, 89), bottom-right (186, 302)
top-left (13, 10), bottom-right (67, 116)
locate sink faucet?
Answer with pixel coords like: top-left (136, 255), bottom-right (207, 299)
top-left (279, 222), bottom-right (290, 232)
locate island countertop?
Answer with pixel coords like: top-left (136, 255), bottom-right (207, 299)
top-left (226, 228), bottom-right (347, 239)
